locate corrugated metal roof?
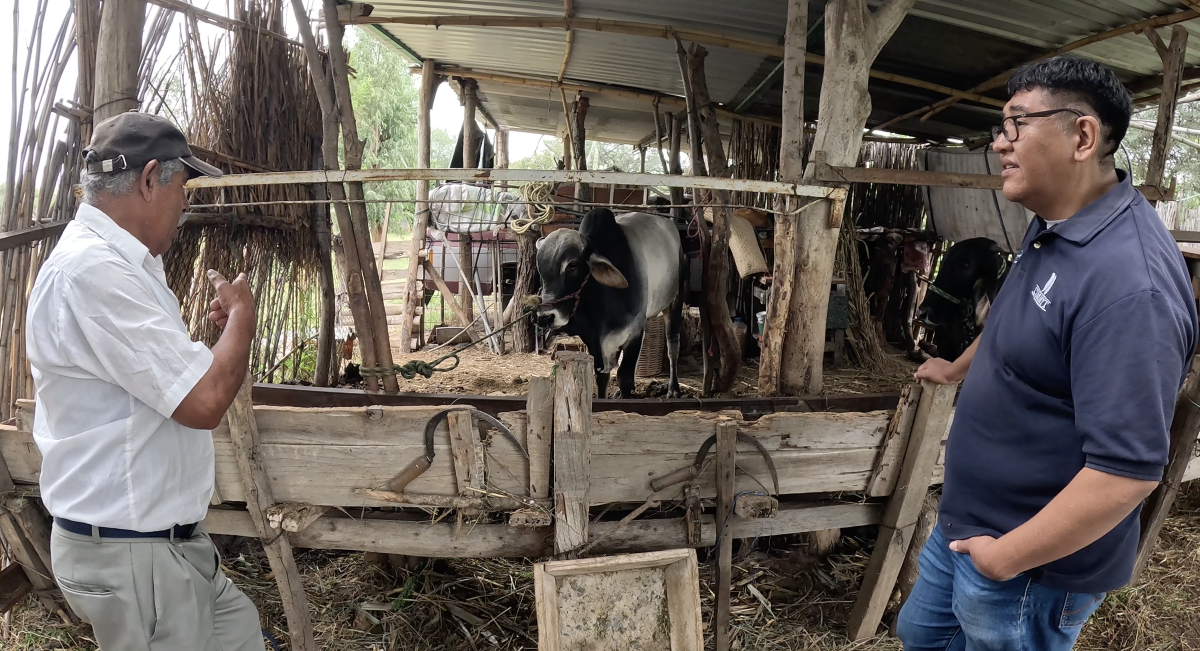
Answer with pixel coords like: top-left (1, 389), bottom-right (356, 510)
top-left (359, 0), bottom-right (1200, 143)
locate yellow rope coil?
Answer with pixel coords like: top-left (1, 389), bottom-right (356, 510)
top-left (510, 181), bottom-right (557, 234)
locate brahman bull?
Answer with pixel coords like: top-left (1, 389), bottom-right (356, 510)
top-left (915, 237), bottom-right (1010, 361)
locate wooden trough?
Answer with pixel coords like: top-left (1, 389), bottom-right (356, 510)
top-left (2, 349), bottom-right (1199, 646)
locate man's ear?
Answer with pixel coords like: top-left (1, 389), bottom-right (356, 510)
top-left (588, 253), bottom-right (628, 288)
top-left (139, 159), bottom-right (161, 202)
top-left (1074, 116), bottom-right (1103, 163)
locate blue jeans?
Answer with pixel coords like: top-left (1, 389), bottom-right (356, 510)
top-left (896, 526), bottom-right (1105, 650)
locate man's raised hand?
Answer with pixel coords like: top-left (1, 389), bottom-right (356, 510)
top-left (207, 270), bottom-right (254, 329)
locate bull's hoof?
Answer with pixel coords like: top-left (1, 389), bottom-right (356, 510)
top-left (667, 386), bottom-right (682, 399)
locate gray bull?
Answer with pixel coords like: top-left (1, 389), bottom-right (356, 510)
top-left (536, 208), bottom-right (686, 398)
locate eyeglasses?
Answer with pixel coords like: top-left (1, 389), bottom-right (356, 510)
top-left (990, 108), bottom-right (1084, 142)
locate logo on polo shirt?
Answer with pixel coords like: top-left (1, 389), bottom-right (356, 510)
top-left (1032, 272), bottom-right (1057, 311)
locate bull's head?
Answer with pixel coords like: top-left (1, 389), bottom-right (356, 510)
top-left (916, 237), bottom-right (1007, 330)
top-left (535, 228), bottom-right (628, 329)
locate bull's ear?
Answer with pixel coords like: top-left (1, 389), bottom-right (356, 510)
top-left (588, 253), bottom-right (628, 288)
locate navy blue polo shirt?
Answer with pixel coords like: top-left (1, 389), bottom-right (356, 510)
top-left (939, 170), bottom-right (1198, 594)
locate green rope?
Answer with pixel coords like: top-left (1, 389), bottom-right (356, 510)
top-left (359, 309), bottom-right (536, 380)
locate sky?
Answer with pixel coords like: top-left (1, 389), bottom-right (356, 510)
top-left (0, 0), bottom-right (548, 184)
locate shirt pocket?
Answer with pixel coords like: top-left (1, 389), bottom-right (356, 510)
top-left (1058, 590), bottom-right (1105, 628)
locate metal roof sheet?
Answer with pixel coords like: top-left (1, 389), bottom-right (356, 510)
top-left (360, 0), bottom-right (1200, 143)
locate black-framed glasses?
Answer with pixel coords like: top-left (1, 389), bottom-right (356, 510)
top-left (990, 108), bottom-right (1084, 142)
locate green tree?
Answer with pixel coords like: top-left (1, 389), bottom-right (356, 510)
top-left (512, 135), bottom-right (566, 170)
top-left (348, 28), bottom-right (420, 235)
top-left (431, 128), bottom-right (457, 168)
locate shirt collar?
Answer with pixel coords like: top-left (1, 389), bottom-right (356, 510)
top-left (1039, 169), bottom-right (1138, 246)
top-left (75, 203), bottom-right (152, 268)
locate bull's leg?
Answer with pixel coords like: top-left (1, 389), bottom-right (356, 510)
top-left (615, 333), bottom-right (643, 399)
top-left (595, 368), bottom-right (611, 399)
top-left (663, 301), bottom-right (684, 400)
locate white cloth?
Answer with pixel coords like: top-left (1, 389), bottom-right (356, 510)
top-left (26, 203), bottom-right (215, 532)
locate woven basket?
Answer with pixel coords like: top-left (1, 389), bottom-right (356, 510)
top-left (635, 313), bottom-right (666, 378)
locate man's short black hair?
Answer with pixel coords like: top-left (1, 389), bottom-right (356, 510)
top-left (1007, 54), bottom-right (1132, 159)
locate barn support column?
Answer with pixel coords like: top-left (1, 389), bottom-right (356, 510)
top-left (570, 96), bottom-right (591, 206)
top-left (686, 44), bottom-right (740, 394)
top-left (774, 0), bottom-right (915, 396)
top-left (759, 0), bottom-right (808, 398)
top-left (460, 80), bottom-right (479, 322)
top-left (293, 0), bottom-right (386, 392)
top-left (400, 61), bottom-right (439, 353)
top-left (1144, 25), bottom-right (1188, 201)
top-left (323, 0), bottom-right (399, 392)
top-left (93, 0), bottom-right (145, 123)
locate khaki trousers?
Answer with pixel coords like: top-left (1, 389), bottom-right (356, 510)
top-left (50, 524), bottom-right (264, 651)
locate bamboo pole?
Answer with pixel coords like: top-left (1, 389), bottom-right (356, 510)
top-left (400, 61), bottom-right (437, 353)
top-left (322, 0), bottom-right (399, 393)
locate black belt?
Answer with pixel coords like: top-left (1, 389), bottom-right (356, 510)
top-left (54, 517), bottom-right (199, 540)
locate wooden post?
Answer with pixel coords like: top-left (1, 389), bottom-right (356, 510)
top-left (847, 380), bottom-right (955, 641)
top-left (714, 420), bottom-right (737, 651)
top-left (225, 374), bottom-right (317, 651)
top-left (512, 217), bottom-right (539, 353)
top-left (400, 61), bottom-right (438, 353)
top-left (1131, 354), bottom-right (1200, 582)
top-left (311, 152), bottom-right (336, 387)
top-left (447, 410), bottom-right (484, 493)
top-left (687, 44), bottom-right (741, 394)
top-left (458, 235), bottom-right (474, 322)
top-left (889, 491), bottom-right (939, 623)
top-left (92, 0), bottom-right (145, 124)
top-left (527, 375), bottom-right (554, 499)
top-left (291, 0), bottom-right (384, 392)
top-left (322, 0), bottom-right (399, 393)
top-left (570, 96), bottom-right (590, 205)
top-left (760, 0), bottom-right (807, 396)
top-left (463, 80), bottom-right (478, 168)
top-left (75, 0), bottom-right (102, 145)
top-left (376, 202), bottom-right (393, 276)
top-left (459, 82), bottom-right (478, 322)
top-left (775, 0), bottom-right (915, 395)
top-left (553, 351), bottom-right (593, 555)
top-left (1144, 25), bottom-right (1189, 194)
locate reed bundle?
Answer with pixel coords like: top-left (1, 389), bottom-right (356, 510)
top-left (0, 1), bottom-right (88, 422)
top-left (727, 118), bottom-right (783, 210)
top-left (161, 0), bottom-right (328, 384)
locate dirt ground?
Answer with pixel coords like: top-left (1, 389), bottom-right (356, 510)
top-left (7, 486), bottom-right (1200, 650)
top-left (364, 340), bottom-right (918, 398)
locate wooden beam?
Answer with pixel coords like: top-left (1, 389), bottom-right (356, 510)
top-left (1146, 25), bottom-right (1189, 192)
top-left (0, 221), bottom-right (70, 252)
top-left (527, 376), bottom-right (555, 499)
top-left (421, 258), bottom-right (476, 333)
top-left (847, 381), bottom-right (956, 640)
top-left (148, 0), bottom-right (302, 48)
top-left (93, 0), bottom-right (146, 123)
top-left (867, 383), bottom-right (922, 497)
top-left (875, 8), bottom-right (1200, 131)
top-left (553, 351), bottom-right (593, 555)
top-left (1131, 355), bottom-right (1200, 582)
top-left (188, 167), bottom-right (846, 200)
top-left (0, 562), bottom-right (33, 615)
top-left (1127, 119), bottom-right (1200, 152)
top-left (225, 375), bottom-right (317, 651)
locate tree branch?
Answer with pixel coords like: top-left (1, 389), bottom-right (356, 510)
top-left (867, 0), bottom-right (917, 60)
top-left (1144, 27), bottom-right (1170, 60)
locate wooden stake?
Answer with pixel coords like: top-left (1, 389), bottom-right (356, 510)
top-left (1132, 354), bottom-right (1200, 582)
top-left (322, 0), bottom-right (399, 392)
top-left (376, 202), bottom-right (393, 276)
top-left (714, 420), bottom-right (737, 651)
top-left (527, 375), bottom-right (555, 499)
top-left (847, 380), bottom-right (955, 641)
top-left (779, 0), bottom-right (807, 182)
top-left (400, 61), bottom-right (438, 353)
top-left (225, 373), bottom-right (317, 651)
top-left (552, 351), bottom-right (593, 555)
top-left (1145, 25), bottom-right (1189, 193)
top-left (92, 0), bottom-right (145, 124)
top-left (311, 153), bottom-right (337, 388)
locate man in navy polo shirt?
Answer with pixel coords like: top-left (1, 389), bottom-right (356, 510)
top-left (896, 55), bottom-right (1197, 650)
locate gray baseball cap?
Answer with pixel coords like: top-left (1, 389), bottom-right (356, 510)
top-left (84, 111), bottom-right (223, 179)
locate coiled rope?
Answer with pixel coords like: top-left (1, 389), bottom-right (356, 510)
top-left (510, 181), bottom-right (557, 234)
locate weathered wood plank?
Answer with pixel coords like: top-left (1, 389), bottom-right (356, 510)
top-left (447, 410), bottom-right (482, 493)
top-left (224, 375), bottom-right (317, 651)
top-left (553, 352), bottom-right (593, 554)
top-left (715, 421), bottom-right (737, 651)
top-left (867, 383), bottom-right (921, 497)
top-left (847, 381), bottom-right (956, 641)
top-left (527, 376), bottom-right (554, 499)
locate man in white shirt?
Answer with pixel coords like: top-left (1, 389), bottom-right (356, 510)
top-left (26, 111), bottom-right (263, 650)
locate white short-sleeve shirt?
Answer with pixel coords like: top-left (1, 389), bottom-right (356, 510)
top-left (26, 203), bottom-right (216, 531)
